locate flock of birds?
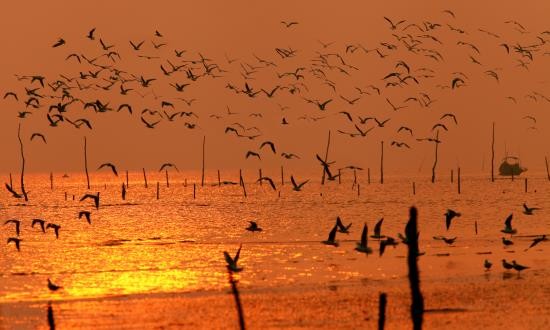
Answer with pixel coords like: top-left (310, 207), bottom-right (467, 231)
top-left (2, 10), bottom-right (550, 308)
top-left (2, 10), bottom-right (550, 176)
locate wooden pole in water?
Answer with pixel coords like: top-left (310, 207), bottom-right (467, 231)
top-left (228, 271), bottom-right (246, 330)
top-left (84, 136), bottom-right (90, 190)
top-left (321, 130), bottom-right (331, 185)
top-left (457, 167), bottom-right (461, 194)
top-left (126, 170), bottom-right (129, 189)
top-left (524, 178), bottom-right (528, 193)
top-left (47, 302), bottom-right (55, 330)
top-left (240, 172), bottom-right (247, 198)
top-left (9, 173), bottom-right (13, 188)
top-left (50, 172), bottom-right (54, 190)
top-left (357, 184), bottom-right (360, 196)
top-left (491, 122), bottom-right (495, 182)
top-left (17, 123), bottom-right (28, 201)
top-left (218, 169), bottom-right (221, 187)
top-left (368, 168), bottom-right (371, 184)
top-left (239, 169), bottom-right (243, 186)
top-left (431, 131), bottom-right (439, 184)
top-left (142, 168), bottom-right (148, 188)
top-left (353, 169), bottom-right (357, 186)
top-left (281, 165), bottom-right (284, 185)
top-left (450, 170), bottom-right (454, 183)
top-left (193, 183), bottom-right (196, 199)
top-left (378, 292), bottom-right (387, 330)
top-left (412, 182), bottom-right (416, 195)
top-left (165, 169), bottom-right (170, 188)
top-left (156, 182), bottom-right (160, 200)
top-left (258, 169), bottom-right (262, 185)
top-left (64, 192), bottom-right (67, 201)
top-left (338, 169), bottom-right (341, 184)
top-left (406, 207), bottom-right (424, 330)
top-left (380, 141), bottom-right (384, 184)
top-left (475, 221), bottom-right (478, 235)
top-left (201, 135), bottom-right (206, 187)
top-left (121, 183), bottom-right (126, 200)
top-left (545, 156), bottom-right (550, 181)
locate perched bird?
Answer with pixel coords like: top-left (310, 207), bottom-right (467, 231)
top-left (370, 218), bottom-right (386, 239)
top-left (246, 221), bottom-right (262, 232)
top-left (47, 279), bottom-right (62, 291)
top-left (484, 259), bottom-right (492, 271)
top-left (355, 223), bottom-right (372, 254)
top-left (502, 259), bottom-right (514, 270)
top-left (522, 203), bottom-right (540, 215)
top-left (445, 209), bottom-right (461, 230)
top-left (46, 223), bottom-right (61, 239)
top-left (79, 211), bottom-right (92, 224)
top-left (80, 193), bottom-right (100, 209)
top-left (321, 225), bottom-right (339, 247)
top-left (4, 219), bottom-right (21, 236)
top-left (224, 244), bottom-right (243, 272)
top-left (31, 219), bottom-right (46, 233)
top-left (501, 214), bottom-right (517, 235)
top-left (7, 237), bottom-right (21, 251)
top-left (336, 216), bottom-right (352, 234)
top-left (512, 260), bottom-right (529, 274)
top-left (502, 237), bottom-right (514, 247)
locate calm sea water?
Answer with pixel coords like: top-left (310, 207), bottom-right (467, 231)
top-left (1, 171), bottom-right (549, 328)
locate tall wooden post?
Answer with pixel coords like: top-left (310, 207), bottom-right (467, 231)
top-left (321, 130), bottom-right (331, 185)
top-left (84, 136), bottom-right (90, 190)
top-left (143, 168), bottom-right (148, 188)
top-left (201, 136), bottom-right (206, 187)
top-left (431, 131), bottom-right (439, 184)
top-left (380, 141), bottom-right (384, 184)
top-left (491, 122), bottom-right (495, 182)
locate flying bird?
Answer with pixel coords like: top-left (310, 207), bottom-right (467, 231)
top-left (501, 214), bottom-right (517, 235)
top-left (224, 244), bottom-right (243, 272)
top-left (321, 225), bottom-right (339, 247)
top-left (79, 211), bottom-right (92, 224)
top-left (257, 176), bottom-right (276, 190)
top-left (445, 209), bottom-right (461, 230)
top-left (52, 38), bottom-right (66, 47)
top-left (80, 193), bottom-right (100, 209)
top-left (4, 219), bottom-right (21, 236)
top-left (355, 223), bottom-right (372, 254)
top-left (522, 203), bottom-right (540, 215)
top-left (46, 223), bottom-right (61, 239)
top-left (30, 133), bottom-right (47, 144)
top-left (97, 163), bottom-right (118, 176)
top-left (246, 221), bottom-right (263, 232)
top-left (7, 237), bottom-right (21, 251)
top-left (290, 175), bottom-right (309, 191)
top-left (370, 218), bottom-right (386, 239)
top-left (336, 216), bottom-right (352, 234)
top-left (31, 219), bottom-right (46, 233)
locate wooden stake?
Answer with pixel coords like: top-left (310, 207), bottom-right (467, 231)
top-left (338, 169), bottom-right (341, 184)
top-left (378, 292), bottom-right (387, 330)
top-left (50, 172), bottom-right (54, 190)
top-left (431, 131), bottom-right (439, 184)
top-left (412, 182), bottom-right (416, 195)
top-left (218, 169), bottom-right (221, 187)
top-left (17, 123), bottom-right (28, 201)
top-left (84, 136), bottom-right (90, 190)
top-left (122, 183), bottom-right (126, 201)
top-left (475, 221), bottom-right (478, 235)
top-left (281, 165), bottom-right (284, 185)
top-left (357, 184), bottom-right (360, 196)
top-left (64, 192), bottom-right (67, 201)
top-left (450, 169), bottom-right (454, 183)
top-left (545, 156), bottom-right (550, 181)
top-left (156, 182), bottom-right (160, 200)
top-left (524, 178), bottom-right (528, 193)
top-left (457, 167), bottom-right (461, 194)
top-left (380, 141), bottom-right (384, 184)
top-left (240, 173), bottom-right (247, 198)
top-left (258, 169), bottom-right (263, 185)
top-left (491, 122), bottom-right (495, 182)
top-left (321, 130), bottom-right (331, 185)
top-left (126, 170), bottom-right (129, 188)
top-left (143, 168), bottom-right (148, 188)
top-left (201, 135), bottom-right (206, 187)
top-left (9, 173), bottom-right (12, 188)
top-left (353, 169), bottom-right (357, 185)
top-left (193, 183), bottom-right (196, 199)
top-left (368, 168), bottom-right (371, 184)
top-left (406, 207), bottom-right (424, 330)
top-left (165, 169), bottom-right (170, 188)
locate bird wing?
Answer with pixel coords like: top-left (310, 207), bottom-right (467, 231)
top-left (505, 214), bottom-right (513, 227)
top-left (374, 218), bottom-right (383, 235)
top-left (234, 244), bottom-right (243, 263)
top-left (361, 223), bottom-right (367, 246)
top-left (328, 225), bottom-right (338, 241)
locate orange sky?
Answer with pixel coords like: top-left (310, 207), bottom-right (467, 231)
top-left (0, 1), bottom-right (549, 177)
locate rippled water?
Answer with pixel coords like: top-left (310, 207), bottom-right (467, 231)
top-left (1, 171), bottom-right (549, 328)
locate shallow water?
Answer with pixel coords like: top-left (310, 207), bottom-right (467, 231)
top-left (1, 171), bottom-right (549, 328)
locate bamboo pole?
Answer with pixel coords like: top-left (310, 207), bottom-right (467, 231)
top-left (142, 168), bottom-right (148, 188)
top-left (457, 167), bottom-right (461, 194)
top-left (47, 302), bottom-right (55, 330)
top-left (406, 207), bottom-right (424, 330)
top-left (378, 292), bottom-right (387, 330)
top-left (431, 131), bottom-right (439, 184)
top-left (201, 136), bottom-right (206, 187)
top-left (240, 171), bottom-right (247, 198)
top-left (380, 141), bottom-right (384, 184)
top-left (491, 122), bottom-right (495, 182)
top-left (321, 130), bottom-right (331, 185)
top-left (17, 123), bottom-right (28, 201)
top-left (84, 137), bottom-right (90, 190)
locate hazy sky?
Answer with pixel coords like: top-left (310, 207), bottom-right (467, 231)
top-left (1, 1), bottom-right (549, 177)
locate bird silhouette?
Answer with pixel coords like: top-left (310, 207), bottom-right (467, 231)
top-left (98, 163), bottom-right (118, 176)
top-left (79, 211), bottom-right (92, 224)
top-left (522, 203), bottom-right (540, 215)
top-left (501, 214), bottom-right (517, 235)
top-left (47, 279), bottom-right (62, 291)
top-left (80, 193), bottom-right (100, 209)
top-left (355, 223), bottom-right (372, 254)
top-left (246, 221), bottom-right (262, 232)
top-left (290, 175), bottom-right (309, 191)
top-left (46, 223), bottom-right (61, 239)
top-left (7, 237), bottom-right (21, 251)
top-left (336, 216), bottom-right (352, 234)
top-left (370, 218), bottom-right (386, 239)
top-left (322, 225), bottom-right (339, 247)
top-left (31, 219), bottom-right (46, 233)
top-left (445, 209), bottom-right (461, 230)
top-left (224, 244), bottom-right (243, 272)
top-left (257, 176), bottom-right (276, 190)
top-left (4, 219), bottom-right (21, 236)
